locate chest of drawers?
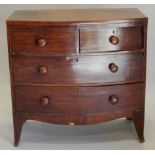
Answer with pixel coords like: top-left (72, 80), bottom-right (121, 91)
top-left (7, 9), bottom-right (148, 146)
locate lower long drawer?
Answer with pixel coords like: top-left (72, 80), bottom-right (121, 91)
top-left (14, 83), bottom-right (144, 114)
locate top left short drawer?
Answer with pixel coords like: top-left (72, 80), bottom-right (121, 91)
top-left (9, 28), bottom-right (77, 54)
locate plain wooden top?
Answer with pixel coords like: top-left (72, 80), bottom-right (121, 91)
top-left (7, 8), bottom-right (147, 25)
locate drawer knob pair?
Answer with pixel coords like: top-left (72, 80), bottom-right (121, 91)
top-left (109, 95), bottom-right (119, 105)
top-left (37, 36), bottom-right (119, 47)
top-left (109, 63), bottom-right (118, 73)
top-left (40, 96), bottom-right (49, 106)
top-left (37, 38), bottom-right (47, 47)
top-left (109, 35), bottom-right (119, 45)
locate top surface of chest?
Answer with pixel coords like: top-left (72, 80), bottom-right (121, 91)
top-left (7, 8), bottom-right (147, 26)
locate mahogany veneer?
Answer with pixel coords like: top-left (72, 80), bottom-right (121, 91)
top-left (7, 9), bottom-right (148, 146)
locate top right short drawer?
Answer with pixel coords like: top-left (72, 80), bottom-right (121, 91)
top-left (80, 26), bottom-right (144, 53)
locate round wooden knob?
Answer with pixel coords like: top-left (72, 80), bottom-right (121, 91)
top-left (39, 66), bottom-right (47, 74)
top-left (109, 63), bottom-right (118, 73)
top-left (40, 96), bottom-right (49, 106)
top-left (109, 35), bottom-right (119, 45)
top-left (109, 95), bottom-right (119, 105)
top-left (37, 38), bottom-right (47, 47)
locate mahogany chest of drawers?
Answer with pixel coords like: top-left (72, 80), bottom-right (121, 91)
top-left (7, 9), bottom-right (148, 146)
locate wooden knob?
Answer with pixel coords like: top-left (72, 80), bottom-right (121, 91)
top-left (39, 66), bottom-right (47, 74)
top-left (109, 63), bottom-right (118, 73)
top-left (37, 38), bottom-right (47, 47)
top-left (109, 95), bottom-right (119, 105)
top-left (109, 35), bottom-right (119, 45)
top-left (40, 96), bottom-right (49, 106)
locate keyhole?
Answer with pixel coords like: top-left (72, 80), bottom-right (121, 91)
top-left (113, 30), bottom-right (115, 34)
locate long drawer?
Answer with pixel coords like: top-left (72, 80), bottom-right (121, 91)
top-left (14, 83), bottom-right (144, 114)
top-left (12, 52), bottom-right (144, 85)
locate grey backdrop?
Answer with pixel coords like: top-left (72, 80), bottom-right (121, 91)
top-left (0, 4), bottom-right (155, 149)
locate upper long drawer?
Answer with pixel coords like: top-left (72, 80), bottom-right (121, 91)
top-left (10, 28), bottom-right (77, 54)
top-left (12, 52), bottom-right (144, 85)
top-left (80, 26), bottom-right (144, 53)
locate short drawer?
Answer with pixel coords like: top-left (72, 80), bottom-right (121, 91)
top-left (80, 26), bottom-right (144, 53)
top-left (12, 52), bottom-right (144, 85)
top-left (10, 28), bottom-right (77, 54)
top-left (14, 83), bottom-right (144, 114)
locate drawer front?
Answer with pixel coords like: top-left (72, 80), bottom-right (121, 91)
top-left (12, 52), bottom-right (144, 85)
top-left (14, 83), bottom-right (144, 114)
top-left (10, 28), bottom-right (77, 54)
top-left (80, 26), bottom-right (144, 53)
